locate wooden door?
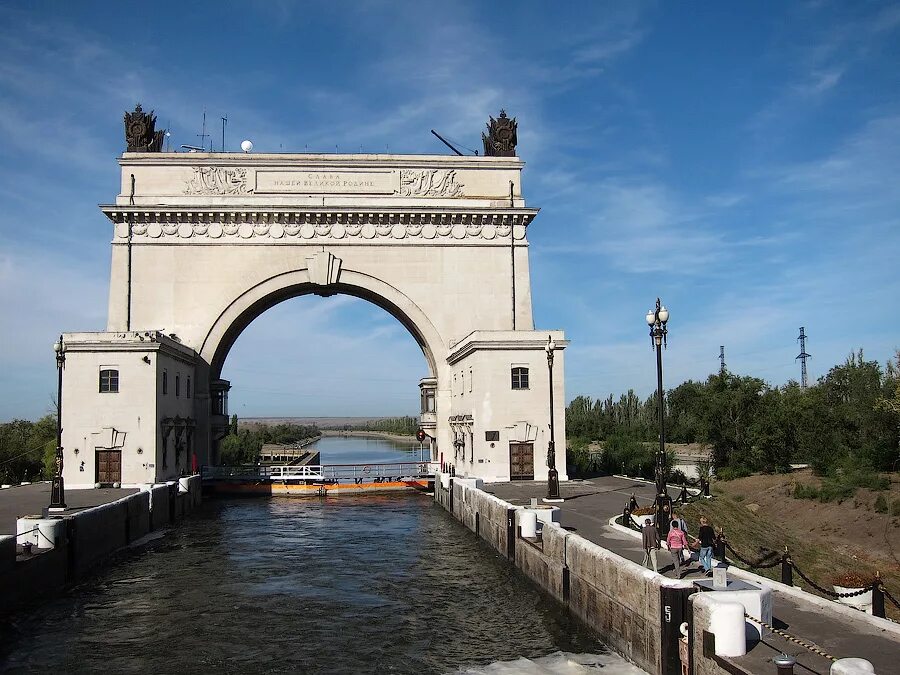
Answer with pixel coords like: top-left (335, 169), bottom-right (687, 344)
top-left (509, 442), bottom-right (534, 480)
top-left (96, 449), bottom-right (122, 485)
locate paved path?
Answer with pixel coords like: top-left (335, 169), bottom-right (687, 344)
top-left (0, 483), bottom-right (138, 535)
top-left (485, 477), bottom-right (899, 675)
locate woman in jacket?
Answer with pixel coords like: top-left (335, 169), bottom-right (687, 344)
top-left (666, 520), bottom-right (690, 578)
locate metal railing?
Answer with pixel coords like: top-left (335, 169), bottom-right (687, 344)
top-left (202, 462), bottom-right (439, 482)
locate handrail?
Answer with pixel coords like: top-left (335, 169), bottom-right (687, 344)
top-left (202, 461), bottom-right (439, 482)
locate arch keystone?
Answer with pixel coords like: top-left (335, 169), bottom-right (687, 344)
top-left (306, 251), bottom-right (342, 286)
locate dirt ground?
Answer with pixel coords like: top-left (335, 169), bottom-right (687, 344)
top-left (713, 469), bottom-right (900, 577)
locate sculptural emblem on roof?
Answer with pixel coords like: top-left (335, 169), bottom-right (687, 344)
top-left (124, 104), bottom-right (166, 152)
top-left (482, 110), bottom-right (518, 157)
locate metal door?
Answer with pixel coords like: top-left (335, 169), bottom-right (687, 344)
top-left (96, 449), bottom-right (121, 485)
top-left (509, 442), bottom-right (534, 480)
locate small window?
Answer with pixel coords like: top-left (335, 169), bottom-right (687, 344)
top-left (162, 370), bottom-right (168, 395)
top-left (175, 374), bottom-right (181, 398)
top-left (485, 431), bottom-right (500, 442)
top-left (99, 369), bottom-right (119, 393)
top-left (186, 376), bottom-right (192, 399)
top-left (511, 367), bottom-right (529, 390)
top-left (469, 367), bottom-right (473, 393)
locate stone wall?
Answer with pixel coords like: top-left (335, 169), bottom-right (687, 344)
top-left (436, 474), bottom-right (700, 675)
top-left (0, 476), bottom-right (202, 615)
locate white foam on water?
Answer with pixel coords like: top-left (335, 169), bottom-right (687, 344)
top-left (451, 651), bottom-right (649, 675)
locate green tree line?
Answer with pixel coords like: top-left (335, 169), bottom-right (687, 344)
top-left (219, 416), bottom-right (320, 465)
top-left (0, 414), bottom-right (58, 484)
top-left (567, 349), bottom-right (900, 478)
top-left (322, 416), bottom-right (419, 436)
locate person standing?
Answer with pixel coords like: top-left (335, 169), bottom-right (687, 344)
top-left (658, 502), bottom-right (672, 541)
top-left (641, 518), bottom-right (660, 572)
top-left (694, 516), bottom-right (715, 576)
top-left (666, 521), bottom-right (690, 578)
top-left (671, 511), bottom-right (688, 534)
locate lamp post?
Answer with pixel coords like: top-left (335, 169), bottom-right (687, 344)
top-left (544, 334), bottom-right (562, 502)
top-left (49, 335), bottom-right (67, 511)
top-left (645, 299), bottom-right (669, 533)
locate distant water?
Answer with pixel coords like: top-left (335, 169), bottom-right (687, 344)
top-left (311, 433), bottom-right (429, 465)
top-left (0, 492), bottom-right (645, 674)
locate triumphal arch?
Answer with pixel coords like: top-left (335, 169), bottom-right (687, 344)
top-left (60, 106), bottom-right (567, 488)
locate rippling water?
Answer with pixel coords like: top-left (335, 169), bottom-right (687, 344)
top-left (0, 440), bottom-right (643, 674)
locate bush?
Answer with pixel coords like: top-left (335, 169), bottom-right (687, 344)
top-left (716, 466), bottom-right (752, 481)
top-left (830, 571), bottom-right (876, 588)
top-left (793, 482), bottom-right (820, 500)
top-left (874, 494), bottom-right (888, 513)
top-left (817, 480), bottom-right (855, 503)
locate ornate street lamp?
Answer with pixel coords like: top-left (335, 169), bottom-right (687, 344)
top-left (646, 300), bottom-right (669, 533)
top-left (544, 335), bottom-right (562, 502)
top-left (49, 335), bottom-right (67, 511)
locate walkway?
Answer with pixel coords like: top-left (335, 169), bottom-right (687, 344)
top-left (485, 477), bottom-right (899, 675)
top-left (0, 483), bottom-right (138, 535)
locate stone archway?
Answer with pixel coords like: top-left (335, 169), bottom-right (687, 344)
top-left (60, 147), bottom-right (568, 487)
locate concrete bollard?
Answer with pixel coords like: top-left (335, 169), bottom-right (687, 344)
top-left (709, 601), bottom-right (746, 657)
top-left (16, 516), bottom-right (66, 549)
top-left (830, 658), bottom-right (875, 675)
top-left (519, 510), bottom-right (538, 538)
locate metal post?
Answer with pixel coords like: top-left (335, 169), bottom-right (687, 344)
top-left (781, 548), bottom-right (793, 586)
top-left (873, 573), bottom-right (885, 618)
top-left (647, 298), bottom-right (669, 534)
top-left (49, 335), bottom-right (67, 511)
top-left (774, 654), bottom-right (796, 675)
top-left (545, 335), bottom-right (561, 501)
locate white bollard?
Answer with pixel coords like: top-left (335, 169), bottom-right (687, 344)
top-left (709, 601), bottom-right (747, 657)
top-left (37, 517), bottom-right (66, 549)
top-left (16, 516), bottom-right (65, 549)
top-left (519, 510), bottom-right (538, 538)
top-left (830, 658), bottom-right (875, 675)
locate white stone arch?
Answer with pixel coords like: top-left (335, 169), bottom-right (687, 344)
top-left (199, 266), bottom-right (445, 381)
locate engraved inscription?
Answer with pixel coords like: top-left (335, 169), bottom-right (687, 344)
top-left (183, 167), bottom-right (252, 195)
top-left (400, 169), bottom-right (464, 197)
top-left (256, 170), bottom-right (395, 194)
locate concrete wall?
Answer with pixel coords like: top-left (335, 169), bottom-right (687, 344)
top-left (437, 475), bottom-right (696, 675)
top-left (0, 477), bottom-right (201, 616)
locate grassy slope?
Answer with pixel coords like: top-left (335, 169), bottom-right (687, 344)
top-left (680, 491), bottom-right (900, 622)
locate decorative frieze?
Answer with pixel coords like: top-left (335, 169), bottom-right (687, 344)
top-left (107, 209), bottom-right (532, 242)
top-left (400, 169), bottom-right (464, 197)
top-left (184, 167), bottom-right (252, 195)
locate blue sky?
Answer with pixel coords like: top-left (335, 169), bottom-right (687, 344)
top-left (1, 1), bottom-right (899, 421)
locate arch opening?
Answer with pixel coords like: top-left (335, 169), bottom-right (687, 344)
top-left (200, 269), bottom-right (445, 382)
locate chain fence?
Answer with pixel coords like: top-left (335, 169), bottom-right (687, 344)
top-left (743, 611), bottom-right (836, 662)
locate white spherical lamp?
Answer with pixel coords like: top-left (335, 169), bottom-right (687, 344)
top-left (240, 140), bottom-right (253, 153)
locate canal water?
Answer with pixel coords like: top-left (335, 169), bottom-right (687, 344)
top-left (310, 433), bottom-right (429, 465)
top-left (0, 438), bottom-right (645, 674)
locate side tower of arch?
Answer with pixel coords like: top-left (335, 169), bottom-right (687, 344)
top-left (60, 136), bottom-right (567, 487)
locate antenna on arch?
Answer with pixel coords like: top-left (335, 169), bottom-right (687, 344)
top-left (719, 345), bottom-right (726, 374)
top-left (430, 130), bottom-right (464, 156)
top-left (196, 108), bottom-right (209, 151)
top-left (796, 327), bottom-right (811, 389)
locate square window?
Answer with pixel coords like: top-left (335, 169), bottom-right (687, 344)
top-left (511, 367), bottom-right (529, 390)
top-left (99, 369), bottom-right (119, 393)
